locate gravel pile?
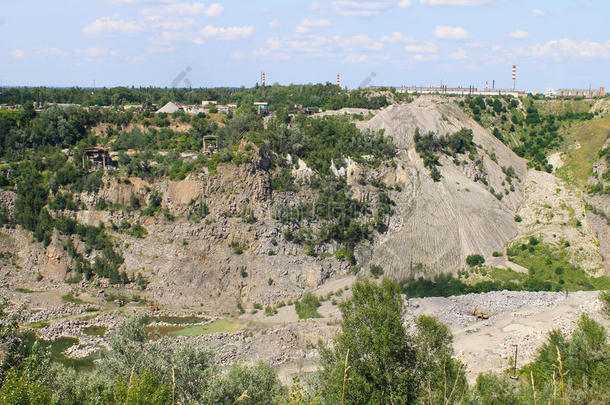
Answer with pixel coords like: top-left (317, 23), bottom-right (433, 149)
top-left (407, 290), bottom-right (571, 327)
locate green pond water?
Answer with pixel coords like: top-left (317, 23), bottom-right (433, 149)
top-left (145, 315), bottom-right (209, 325)
top-left (22, 333), bottom-right (101, 371)
top-left (148, 318), bottom-right (245, 338)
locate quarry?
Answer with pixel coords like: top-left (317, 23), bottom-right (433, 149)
top-left (1, 92), bottom-right (608, 392)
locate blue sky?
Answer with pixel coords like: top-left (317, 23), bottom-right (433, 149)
top-left (1, 0), bottom-right (608, 92)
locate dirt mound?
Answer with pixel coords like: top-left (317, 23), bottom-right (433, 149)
top-left (357, 96), bottom-right (528, 277)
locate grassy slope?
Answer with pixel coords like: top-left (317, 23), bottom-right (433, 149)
top-left (555, 117), bottom-right (610, 186)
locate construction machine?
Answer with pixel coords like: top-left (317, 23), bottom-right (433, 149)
top-left (472, 307), bottom-right (489, 319)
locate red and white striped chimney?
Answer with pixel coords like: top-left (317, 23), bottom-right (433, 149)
top-left (512, 65), bottom-right (516, 90)
top-left (337, 73), bottom-right (340, 88)
top-left (262, 72), bottom-right (266, 87)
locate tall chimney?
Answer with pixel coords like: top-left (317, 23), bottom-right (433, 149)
top-left (512, 65), bottom-right (516, 91)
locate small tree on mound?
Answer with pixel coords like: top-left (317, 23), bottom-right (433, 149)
top-left (466, 254), bottom-right (485, 267)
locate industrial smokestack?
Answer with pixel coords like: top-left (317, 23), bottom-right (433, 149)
top-left (337, 73), bottom-right (340, 88)
top-left (512, 65), bottom-right (516, 91)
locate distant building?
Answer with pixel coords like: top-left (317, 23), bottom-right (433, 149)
top-left (290, 104), bottom-right (315, 115)
top-left (392, 86), bottom-right (527, 98)
top-left (555, 87), bottom-right (605, 98)
top-left (156, 101), bottom-right (206, 115)
top-left (217, 103), bottom-right (238, 113)
top-left (156, 101), bottom-right (182, 114)
top-left (253, 102), bottom-right (268, 114)
top-left (201, 100), bottom-right (218, 107)
top-left (123, 104), bottom-right (143, 111)
top-left (46, 102), bottom-right (82, 109)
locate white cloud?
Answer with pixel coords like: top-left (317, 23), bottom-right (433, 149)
top-left (509, 30), bottom-right (529, 39)
top-left (269, 19), bottom-right (280, 28)
top-left (11, 49), bottom-right (25, 59)
top-left (10, 47), bottom-right (69, 59)
top-left (398, 0), bottom-right (412, 6)
top-left (230, 51), bottom-right (247, 60)
top-left (141, 2), bottom-right (223, 17)
top-left (194, 25), bottom-right (254, 43)
top-left (450, 47), bottom-right (467, 59)
top-left (296, 18), bottom-right (331, 33)
top-left (125, 55), bottom-right (148, 64)
top-left (381, 31), bottom-right (415, 43)
top-left (331, 1), bottom-right (391, 16)
top-left (144, 45), bottom-right (176, 54)
top-left (156, 30), bottom-right (184, 44)
top-left (531, 8), bottom-right (546, 16)
top-left (310, 1), bottom-right (325, 11)
top-left (267, 38), bottom-right (282, 50)
top-left (341, 34), bottom-right (384, 51)
top-left (86, 46), bottom-right (119, 57)
top-left (344, 54), bottom-right (370, 63)
top-left (405, 42), bottom-right (438, 53)
top-left (422, 0), bottom-right (494, 5)
top-left (145, 16), bottom-right (194, 30)
top-left (411, 53), bottom-right (438, 61)
top-left (37, 47), bottom-right (65, 56)
top-left (520, 38), bottom-right (610, 60)
top-left (302, 18), bottom-right (331, 27)
top-left (434, 25), bottom-right (468, 39)
top-left (83, 15), bottom-right (143, 35)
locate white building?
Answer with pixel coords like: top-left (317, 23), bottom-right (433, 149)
top-left (156, 101), bottom-right (206, 115)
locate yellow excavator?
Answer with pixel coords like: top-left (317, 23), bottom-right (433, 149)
top-left (472, 307), bottom-right (489, 319)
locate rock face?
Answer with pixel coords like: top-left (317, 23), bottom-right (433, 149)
top-left (0, 190), bottom-right (16, 215)
top-left (357, 96), bottom-right (528, 277)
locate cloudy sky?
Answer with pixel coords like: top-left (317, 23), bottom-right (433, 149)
top-left (1, 0), bottom-right (608, 91)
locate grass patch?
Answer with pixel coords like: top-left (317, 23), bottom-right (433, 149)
top-left (487, 267), bottom-right (527, 283)
top-left (556, 117), bottom-right (610, 186)
top-left (295, 292), bottom-right (322, 319)
top-left (21, 321), bottom-right (49, 329)
top-left (61, 293), bottom-right (85, 304)
top-left (507, 239), bottom-right (610, 291)
top-left (15, 287), bottom-right (35, 293)
top-left (401, 239), bottom-right (610, 298)
top-left (82, 326), bottom-right (107, 337)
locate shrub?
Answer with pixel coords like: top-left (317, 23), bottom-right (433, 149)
top-left (295, 292), bottom-right (322, 319)
top-left (370, 264), bottom-right (384, 278)
top-left (230, 241), bottom-right (248, 255)
top-left (129, 222), bottom-right (148, 238)
top-left (466, 254), bottom-right (485, 267)
top-left (264, 306), bottom-right (277, 316)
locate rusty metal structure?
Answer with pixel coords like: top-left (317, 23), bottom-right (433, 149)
top-left (82, 146), bottom-right (111, 170)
